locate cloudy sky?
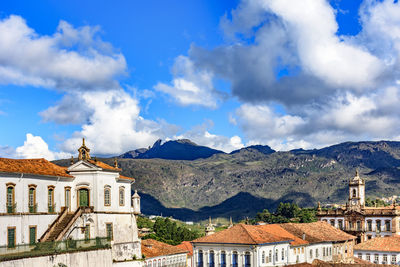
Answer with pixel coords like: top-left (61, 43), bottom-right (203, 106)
top-left (1, 0), bottom-right (400, 160)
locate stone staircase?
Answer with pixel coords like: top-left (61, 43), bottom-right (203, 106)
top-left (39, 206), bottom-right (94, 242)
top-left (46, 213), bottom-right (75, 241)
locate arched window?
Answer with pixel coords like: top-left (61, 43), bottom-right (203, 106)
top-left (281, 248), bottom-right (285, 260)
top-left (6, 183), bottom-right (15, 213)
top-left (209, 251), bottom-right (215, 267)
top-left (352, 189), bottom-right (357, 198)
top-left (104, 186), bottom-right (111, 206)
top-left (310, 249), bottom-right (313, 259)
top-left (232, 251), bottom-right (238, 267)
top-left (245, 252), bottom-right (251, 267)
top-left (275, 249), bottom-right (278, 262)
top-left (119, 187), bottom-right (125, 206)
top-left (268, 250), bottom-right (272, 263)
top-left (198, 250), bottom-right (203, 267)
top-left (262, 251), bottom-right (265, 263)
top-left (220, 251), bottom-right (226, 267)
top-left (48, 186), bottom-right (55, 213)
top-left (28, 185), bottom-right (37, 213)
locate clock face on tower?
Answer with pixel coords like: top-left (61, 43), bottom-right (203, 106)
top-left (351, 199), bottom-right (358, 206)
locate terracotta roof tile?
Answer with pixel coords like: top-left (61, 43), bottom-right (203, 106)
top-left (354, 235), bottom-right (400, 252)
top-left (0, 158), bottom-right (73, 178)
top-left (142, 239), bottom-right (189, 258)
top-left (279, 221), bottom-right (355, 243)
top-left (258, 224), bottom-right (308, 246)
top-left (192, 224), bottom-right (293, 245)
top-left (176, 241), bottom-right (193, 256)
top-left (119, 174), bottom-right (135, 181)
top-left (88, 160), bottom-right (121, 171)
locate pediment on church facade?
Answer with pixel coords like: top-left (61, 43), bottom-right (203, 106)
top-left (67, 160), bottom-right (102, 172)
top-left (344, 209), bottom-right (365, 217)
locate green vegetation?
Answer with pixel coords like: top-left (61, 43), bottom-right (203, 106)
top-left (254, 202), bottom-right (317, 224)
top-left (140, 217), bottom-right (201, 245)
top-left (55, 141), bottom-right (400, 220)
top-left (365, 197), bottom-right (390, 207)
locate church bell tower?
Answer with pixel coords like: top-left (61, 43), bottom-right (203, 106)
top-left (78, 138), bottom-right (91, 161)
top-left (348, 170), bottom-right (365, 210)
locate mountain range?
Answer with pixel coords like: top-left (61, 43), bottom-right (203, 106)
top-left (54, 140), bottom-right (400, 221)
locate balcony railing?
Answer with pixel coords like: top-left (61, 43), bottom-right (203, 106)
top-left (6, 203), bottom-right (17, 214)
top-left (29, 204), bottom-right (37, 213)
top-left (0, 237), bottom-right (111, 262)
top-left (48, 204), bottom-right (56, 213)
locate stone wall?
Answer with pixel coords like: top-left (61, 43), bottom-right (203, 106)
top-left (0, 248), bottom-right (112, 267)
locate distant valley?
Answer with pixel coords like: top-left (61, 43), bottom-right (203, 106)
top-left (55, 140), bottom-right (400, 221)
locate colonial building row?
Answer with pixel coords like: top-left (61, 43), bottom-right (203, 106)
top-left (191, 221), bottom-right (355, 267)
top-left (317, 170), bottom-right (400, 243)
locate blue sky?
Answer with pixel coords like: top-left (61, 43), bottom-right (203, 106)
top-left (0, 0), bottom-right (400, 159)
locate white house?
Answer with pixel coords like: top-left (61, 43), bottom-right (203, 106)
top-left (354, 235), bottom-right (400, 265)
top-left (0, 139), bottom-right (142, 263)
top-left (191, 222), bottom-right (355, 267)
top-left (142, 239), bottom-right (189, 267)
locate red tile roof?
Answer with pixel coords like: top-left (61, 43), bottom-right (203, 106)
top-left (88, 159), bottom-right (121, 171)
top-left (192, 224), bottom-right (293, 245)
top-left (258, 224), bottom-right (308, 246)
top-left (354, 235), bottom-right (400, 252)
top-left (142, 239), bottom-right (189, 258)
top-left (280, 222), bottom-right (355, 243)
top-left (176, 241), bottom-right (193, 256)
top-left (0, 158), bottom-right (73, 178)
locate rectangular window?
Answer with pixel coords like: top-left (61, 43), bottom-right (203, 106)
top-left (366, 254), bottom-right (370, 261)
top-left (376, 220), bottom-right (381, 232)
top-left (84, 224), bottom-right (90, 241)
top-left (198, 251), bottom-right (203, 267)
top-left (106, 223), bottom-right (113, 241)
top-left (367, 221), bottom-right (372, 231)
top-left (48, 187), bottom-right (55, 213)
top-left (357, 253), bottom-right (362, 259)
top-left (65, 187), bottom-right (71, 211)
top-left (6, 186), bottom-right (15, 213)
top-left (7, 227), bottom-right (15, 248)
top-left (383, 254), bottom-right (388, 263)
top-left (29, 226), bottom-right (36, 245)
top-left (338, 220), bottom-right (343, 230)
top-left (392, 255), bottom-right (396, 264)
top-left (385, 220), bottom-right (391, 232)
top-left (375, 254), bottom-right (379, 264)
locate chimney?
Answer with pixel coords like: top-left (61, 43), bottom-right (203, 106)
top-left (302, 233), bottom-right (306, 240)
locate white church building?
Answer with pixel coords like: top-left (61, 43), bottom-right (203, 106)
top-left (0, 139), bottom-right (142, 263)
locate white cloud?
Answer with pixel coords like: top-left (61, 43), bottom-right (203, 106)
top-left (15, 133), bottom-right (70, 160)
top-left (154, 56), bottom-right (222, 108)
top-left (263, 0), bottom-right (383, 89)
top-left (60, 90), bottom-right (179, 156)
top-left (174, 120), bottom-right (244, 153)
top-left (0, 15), bottom-right (126, 91)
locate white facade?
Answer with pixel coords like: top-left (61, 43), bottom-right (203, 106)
top-left (192, 242), bottom-right (292, 267)
top-left (144, 253), bottom-right (187, 267)
top-left (0, 142), bottom-right (142, 263)
top-left (355, 250), bottom-right (400, 265)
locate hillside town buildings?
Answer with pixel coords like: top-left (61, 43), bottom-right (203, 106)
top-left (317, 170), bottom-right (400, 243)
top-left (191, 222), bottom-right (355, 267)
top-left (0, 139), bottom-right (142, 266)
